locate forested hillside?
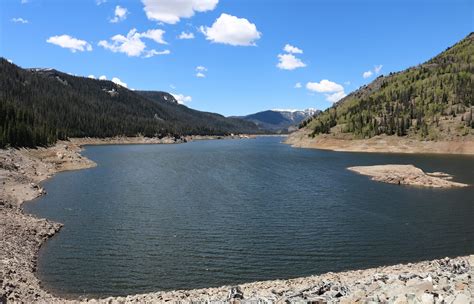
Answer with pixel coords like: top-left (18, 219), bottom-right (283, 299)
top-left (303, 33), bottom-right (473, 140)
top-left (0, 60), bottom-right (260, 148)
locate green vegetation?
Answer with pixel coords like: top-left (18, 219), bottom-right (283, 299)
top-left (0, 60), bottom-right (260, 148)
top-left (305, 33), bottom-right (474, 140)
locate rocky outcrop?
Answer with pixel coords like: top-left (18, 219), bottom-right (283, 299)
top-left (348, 164), bottom-right (468, 188)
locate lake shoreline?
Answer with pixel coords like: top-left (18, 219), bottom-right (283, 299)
top-left (285, 130), bottom-right (474, 155)
top-left (1, 138), bottom-right (473, 303)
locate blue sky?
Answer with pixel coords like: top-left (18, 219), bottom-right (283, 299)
top-left (1, 0), bottom-right (472, 116)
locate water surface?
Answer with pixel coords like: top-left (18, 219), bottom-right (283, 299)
top-left (25, 137), bottom-right (474, 297)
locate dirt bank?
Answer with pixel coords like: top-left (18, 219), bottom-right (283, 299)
top-left (285, 130), bottom-right (474, 155)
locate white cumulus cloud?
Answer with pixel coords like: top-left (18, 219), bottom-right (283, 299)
top-left (98, 28), bottom-right (168, 58)
top-left (294, 82), bottom-right (302, 89)
top-left (110, 6), bottom-right (128, 23)
top-left (325, 91), bottom-right (347, 103)
top-left (362, 70), bottom-right (373, 79)
top-left (374, 64), bottom-right (383, 74)
top-left (362, 64), bottom-right (383, 79)
top-left (88, 75), bottom-right (96, 79)
top-left (99, 75), bottom-right (107, 80)
top-left (144, 49), bottom-right (170, 58)
top-left (47, 35), bottom-right (92, 53)
top-left (196, 72), bottom-right (206, 78)
top-left (142, 0), bottom-right (218, 24)
top-left (306, 79), bottom-right (346, 103)
top-left (306, 80), bottom-right (344, 93)
top-left (196, 66), bottom-right (207, 71)
top-left (277, 53), bottom-right (306, 70)
top-left (96, 0), bottom-right (107, 5)
top-left (284, 44), bottom-right (303, 54)
top-left (11, 17), bottom-right (28, 24)
top-left (172, 93), bottom-right (192, 105)
top-left (178, 31), bottom-right (195, 39)
top-left (112, 77), bottom-right (127, 88)
top-left (200, 13), bottom-right (261, 46)
top-left (139, 29), bottom-right (167, 44)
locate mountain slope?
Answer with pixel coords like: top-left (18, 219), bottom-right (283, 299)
top-left (303, 33), bottom-right (473, 140)
top-left (237, 109), bottom-right (320, 133)
top-left (0, 60), bottom-right (259, 148)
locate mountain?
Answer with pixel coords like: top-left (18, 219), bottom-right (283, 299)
top-left (0, 59), bottom-right (260, 148)
top-left (301, 33), bottom-right (473, 140)
top-left (237, 109), bottom-right (320, 133)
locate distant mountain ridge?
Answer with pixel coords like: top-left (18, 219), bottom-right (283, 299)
top-left (237, 108), bottom-right (320, 133)
top-left (0, 59), bottom-right (260, 148)
top-left (301, 32), bottom-right (473, 140)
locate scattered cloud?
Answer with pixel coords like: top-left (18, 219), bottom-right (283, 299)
top-left (172, 93), bottom-right (192, 105)
top-left (96, 0), bottom-right (107, 5)
top-left (284, 44), bottom-right (303, 54)
top-left (326, 91), bottom-right (347, 103)
top-left (277, 53), bottom-right (306, 70)
top-left (306, 79), bottom-right (344, 93)
top-left (178, 32), bottom-right (195, 39)
top-left (200, 13), bottom-right (261, 46)
top-left (139, 29), bottom-right (167, 44)
top-left (99, 75), bottom-right (107, 80)
top-left (362, 70), bottom-right (373, 78)
top-left (294, 82), bottom-right (302, 89)
top-left (21, 0), bottom-right (28, 4)
top-left (374, 64), bottom-right (383, 74)
top-left (98, 28), bottom-right (169, 58)
top-left (88, 75), bottom-right (96, 79)
top-left (110, 6), bottom-right (128, 23)
top-left (11, 17), bottom-right (28, 24)
top-left (195, 66), bottom-right (207, 78)
top-left (306, 79), bottom-right (346, 103)
top-left (144, 49), bottom-right (170, 58)
top-left (277, 44), bottom-right (306, 70)
top-left (362, 64), bottom-right (383, 79)
top-left (112, 77), bottom-right (127, 88)
top-left (47, 35), bottom-right (92, 52)
top-left (142, 0), bottom-right (218, 24)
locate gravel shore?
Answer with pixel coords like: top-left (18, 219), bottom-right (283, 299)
top-left (1, 139), bottom-right (472, 303)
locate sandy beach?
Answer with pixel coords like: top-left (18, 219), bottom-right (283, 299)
top-left (1, 138), bottom-right (473, 303)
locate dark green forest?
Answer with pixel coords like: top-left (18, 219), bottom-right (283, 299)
top-left (304, 32), bottom-right (474, 140)
top-left (0, 60), bottom-right (260, 148)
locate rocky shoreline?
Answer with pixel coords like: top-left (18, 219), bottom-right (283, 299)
top-left (348, 165), bottom-right (469, 188)
top-left (1, 138), bottom-right (473, 303)
top-left (285, 130), bottom-right (474, 155)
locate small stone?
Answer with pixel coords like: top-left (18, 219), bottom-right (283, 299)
top-left (421, 293), bottom-right (434, 304)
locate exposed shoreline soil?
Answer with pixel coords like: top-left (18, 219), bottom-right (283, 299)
top-left (348, 164), bottom-right (469, 188)
top-left (285, 130), bottom-right (474, 155)
top-left (1, 137), bottom-right (473, 303)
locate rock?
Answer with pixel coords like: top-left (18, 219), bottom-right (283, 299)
top-left (452, 294), bottom-right (471, 304)
top-left (228, 286), bottom-right (244, 300)
top-left (421, 293), bottom-right (434, 304)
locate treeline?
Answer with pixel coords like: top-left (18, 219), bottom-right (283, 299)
top-left (306, 32), bottom-right (474, 139)
top-left (0, 59), bottom-right (260, 148)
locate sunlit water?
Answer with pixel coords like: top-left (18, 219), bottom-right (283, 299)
top-left (25, 137), bottom-right (474, 297)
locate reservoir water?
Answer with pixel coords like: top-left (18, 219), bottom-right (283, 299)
top-left (25, 137), bottom-right (474, 298)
